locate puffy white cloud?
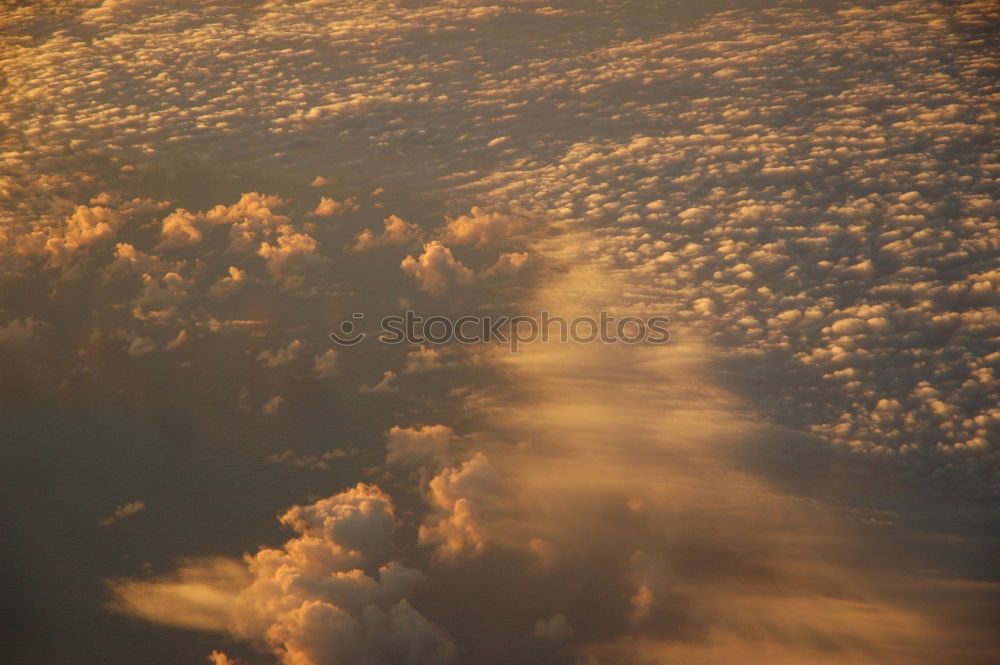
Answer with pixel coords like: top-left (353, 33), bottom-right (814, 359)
top-left (400, 242), bottom-right (473, 296)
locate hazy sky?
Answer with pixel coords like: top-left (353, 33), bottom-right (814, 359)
top-left (1, 1), bottom-right (998, 664)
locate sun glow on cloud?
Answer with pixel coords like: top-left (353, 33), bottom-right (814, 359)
top-left (2, 0), bottom-right (999, 664)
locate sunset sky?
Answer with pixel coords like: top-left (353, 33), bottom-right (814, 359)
top-left (1, 1), bottom-right (998, 664)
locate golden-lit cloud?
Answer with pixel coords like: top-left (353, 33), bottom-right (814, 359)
top-left (109, 485), bottom-right (454, 665)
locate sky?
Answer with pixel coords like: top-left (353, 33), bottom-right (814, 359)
top-left (1, 1), bottom-right (998, 664)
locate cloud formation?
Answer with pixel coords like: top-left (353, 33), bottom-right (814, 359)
top-left (400, 242), bottom-right (474, 296)
top-left (3, 1), bottom-right (998, 663)
top-left (111, 484), bottom-right (455, 665)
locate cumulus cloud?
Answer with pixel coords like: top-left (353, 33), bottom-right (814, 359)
top-left (312, 196), bottom-right (359, 217)
top-left (5, 0), bottom-right (1000, 663)
top-left (352, 215), bottom-right (422, 251)
top-left (438, 208), bottom-right (526, 247)
top-left (205, 193), bottom-right (290, 253)
top-left (209, 266), bottom-right (248, 299)
top-left (483, 251), bottom-right (537, 277)
top-left (131, 270), bottom-right (193, 322)
top-left (400, 242), bottom-right (473, 296)
top-left (156, 209), bottom-right (203, 250)
top-left (110, 485), bottom-right (454, 665)
top-left (15, 205), bottom-right (124, 274)
top-left (257, 226), bottom-right (329, 290)
top-left (418, 453), bottom-right (502, 560)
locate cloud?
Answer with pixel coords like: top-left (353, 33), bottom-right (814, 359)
top-left (131, 270), bottom-right (193, 322)
top-left (262, 395), bottom-right (284, 415)
top-left (16, 205), bottom-right (125, 274)
top-left (400, 242), bottom-right (473, 296)
top-left (156, 209), bottom-right (203, 250)
top-left (266, 448), bottom-right (349, 471)
top-left (110, 485), bottom-right (455, 665)
top-left (385, 424), bottom-right (455, 472)
top-left (209, 266), bottom-right (248, 299)
top-left (257, 339), bottom-right (305, 367)
top-left (418, 453), bottom-right (502, 561)
top-left (5, 0), bottom-right (1000, 662)
top-left (108, 557), bottom-right (251, 632)
top-left (353, 215), bottom-right (422, 251)
top-left (361, 371), bottom-right (399, 394)
top-left (208, 651), bottom-right (243, 665)
top-left (312, 196), bottom-right (359, 217)
top-left (438, 208), bottom-right (526, 247)
top-left (313, 349), bottom-right (339, 378)
top-left (257, 226), bottom-right (330, 290)
top-left (127, 335), bottom-right (157, 356)
top-left (165, 329), bottom-right (188, 351)
top-left (483, 251), bottom-right (536, 277)
top-left (205, 193), bottom-right (290, 254)
top-left (99, 500), bottom-right (147, 526)
top-left (403, 346), bottom-right (447, 373)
